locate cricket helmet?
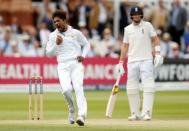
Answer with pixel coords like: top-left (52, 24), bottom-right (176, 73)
top-left (130, 6), bottom-right (143, 19)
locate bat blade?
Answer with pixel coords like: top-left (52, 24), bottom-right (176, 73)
top-left (105, 84), bottom-right (119, 118)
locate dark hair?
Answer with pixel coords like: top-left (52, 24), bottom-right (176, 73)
top-left (52, 10), bottom-right (67, 21)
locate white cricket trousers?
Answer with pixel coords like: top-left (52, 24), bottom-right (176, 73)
top-left (127, 59), bottom-right (154, 82)
top-left (57, 60), bottom-right (87, 117)
top-left (127, 59), bottom-right (155, 116)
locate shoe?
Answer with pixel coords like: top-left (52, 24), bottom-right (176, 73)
top-left (128, 112), bottom-right (140, 121)
top-left (68, 112), bottom-right (75, 124)
top-left (142, 111), bottom-right (151, 121)
top-left (76, 116), bottom-right (85, 126)
top-left (128, 115), bottom-right (140, 121)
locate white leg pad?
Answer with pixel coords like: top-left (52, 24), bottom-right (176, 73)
top-left (127, 80), bottom-right (140, 94)
top-left (126, 80), bottom-right (140, 116)
top-left (142, 77), bottom-right (155, 117)
top-left (142, 77), bottom-right (155, 93)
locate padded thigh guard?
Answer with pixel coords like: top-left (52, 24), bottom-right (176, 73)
top-left (127, 80), bottom-right (140, 95)
top-left (142, 77), bottom-right (155, 93)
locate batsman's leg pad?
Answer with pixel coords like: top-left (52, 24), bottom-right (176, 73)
top-left (126, 80), bottom-right (140, 116)
top-left (127, 80), bottom-right (140, 95)
top-left (142, 77), bottom-right (155, 118)
top-left (142, 77), bottom-right (155, 93)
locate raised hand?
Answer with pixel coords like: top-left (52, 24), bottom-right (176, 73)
top-left (76, 56), bottom-right (84, 62)
top-left (56, 35), bottom-right (63, 45)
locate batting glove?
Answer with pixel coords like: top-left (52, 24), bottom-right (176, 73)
top-left (154, 54), bottom-right (164, 68)
top-left (115, 61), bottom-right (125, 76)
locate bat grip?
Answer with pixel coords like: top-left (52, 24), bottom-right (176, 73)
top-left (115, 74), bottom-right (121, 85)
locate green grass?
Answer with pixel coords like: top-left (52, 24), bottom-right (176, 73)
top-left (0, 90), bottom-right (189, 131)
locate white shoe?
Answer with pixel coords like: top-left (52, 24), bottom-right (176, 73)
top-left (128, 113), bottom-right (140, 121)
top-left (68, 111), bottom-right (75, 124)
top-left (76, 116), bottom-right (85, 126)
top-left (142, 111), bottom-right (151, 121)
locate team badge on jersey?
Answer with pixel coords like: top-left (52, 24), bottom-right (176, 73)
top-left (67, 34), bottom-right (75, 40)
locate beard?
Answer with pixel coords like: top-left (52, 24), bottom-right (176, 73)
top-left (133, 19), bottom-right (141, 24)
top-left (57, 25), bottom-right (67, 32)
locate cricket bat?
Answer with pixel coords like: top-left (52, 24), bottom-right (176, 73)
top-left (105, 74), bottom-right (121, 118)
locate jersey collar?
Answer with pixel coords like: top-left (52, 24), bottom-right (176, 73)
top-left (132, 20), bottom-right (144, 27)
top-left (56, 25), bottom-right (72, 35)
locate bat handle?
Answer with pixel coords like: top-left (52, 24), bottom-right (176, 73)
top-left (115, 74), bottom-right (121, 85)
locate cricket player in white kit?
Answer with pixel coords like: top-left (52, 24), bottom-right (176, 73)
top-left (46, 10), bottom-right (90, 126)
top-left (116, 6), bottom-right (163, 121)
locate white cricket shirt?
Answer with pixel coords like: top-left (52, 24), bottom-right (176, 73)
top-left (46, 26), bottom-right (90, 63)
top-left (123, 21), bottom-right (157, 63)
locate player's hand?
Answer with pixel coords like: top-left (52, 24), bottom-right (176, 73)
top-left (154, 54), bottom-right (164, 68)
top-left (77, 56), bottom-right (84, 63)
top-left (56, 35), bottom-right (63, 45)
top-left (115, 62), bottom-right (125, 76)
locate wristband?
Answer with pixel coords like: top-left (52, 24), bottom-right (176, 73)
top-left (155, 45), bottom-right (161, 52)
top-left (119, 61), bottom-right (124, 64)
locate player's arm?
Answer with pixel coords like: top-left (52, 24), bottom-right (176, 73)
top-left (115, 43), bottom-right (129, 76)
top-left (45, 34), bottom-right (58, 56)
top-left (119, 43), bottom-right (129, 63)
top-left (116, 27), bottom-right (129, 75)
top-left (151, 32), bottom-right (163, 68)
top-left (120, 27), bottom-right (129, 63)
top-left (115, 43), bottom-right (128, 76)
top-left (151, 36), bottom-right (160, 56)
top-left (148, 21), bottom-right (161, 56)
top-left (77, 31), bottom-right (91, 62)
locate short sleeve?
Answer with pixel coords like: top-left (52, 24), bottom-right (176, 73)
top-left (77, 30), bottom-right (89, 46)
top-left (148, 22), bottom-right (157, 37)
